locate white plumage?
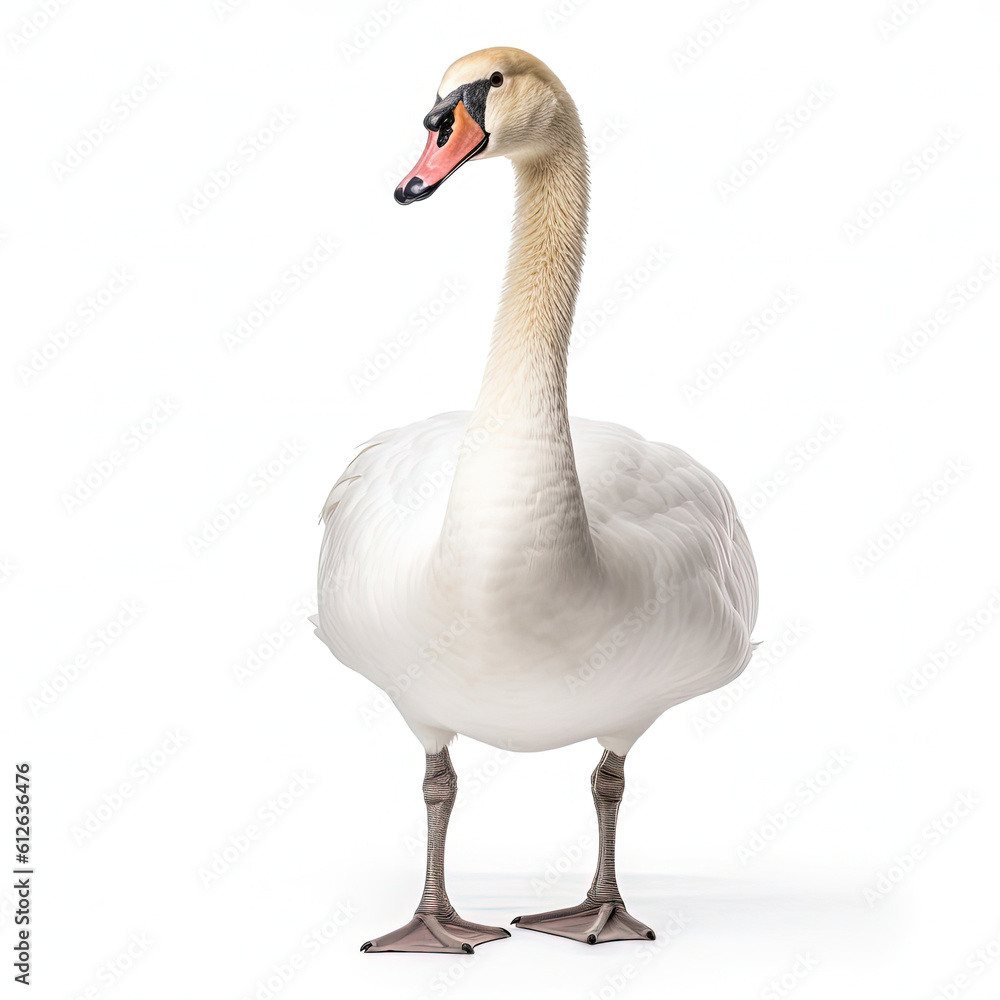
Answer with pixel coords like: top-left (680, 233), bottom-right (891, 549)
top-left (316, 412), bottom-right (756, 755)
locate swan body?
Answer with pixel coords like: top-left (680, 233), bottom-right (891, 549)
top-left (314, 46), bottom-right (759, 952)
top-left (317, 412), bottom-right (756, 754)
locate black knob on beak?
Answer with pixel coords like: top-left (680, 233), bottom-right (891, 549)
top-left (424, 104), bottom-right (457, 148)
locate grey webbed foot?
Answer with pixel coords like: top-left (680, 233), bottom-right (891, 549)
top-left (512, 899), bottom-right (654, 944)
top-left (361, 912), bottom-right (510, 953)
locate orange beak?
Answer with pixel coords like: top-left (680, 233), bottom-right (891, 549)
top-left (395, 100), bottom-right (488, 205)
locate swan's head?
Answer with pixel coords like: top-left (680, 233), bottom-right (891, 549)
top-left (394, 46), bottom-right (575, 205)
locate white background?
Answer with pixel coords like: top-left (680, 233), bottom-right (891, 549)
top-left (3, 0), bottom-right (1000, 997)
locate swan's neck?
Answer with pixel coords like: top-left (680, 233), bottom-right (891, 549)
top-left (438, 117), bottom-right (598, 595)
top-left (477, 142), bottom-right (587, 417)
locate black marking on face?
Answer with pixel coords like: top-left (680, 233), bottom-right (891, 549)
top-left (423, 78), bottom-right (493, 135)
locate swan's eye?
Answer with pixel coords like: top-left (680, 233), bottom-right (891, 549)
top-left (490, 71), bottom-right (504, 88)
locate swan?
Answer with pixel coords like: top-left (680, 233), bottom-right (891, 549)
top-left (315, 46), bottom-right (758, 953)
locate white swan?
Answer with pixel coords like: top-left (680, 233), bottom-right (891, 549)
top-left (315, 47), bottom-right (758, 953)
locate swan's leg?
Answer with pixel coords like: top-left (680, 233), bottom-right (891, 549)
top-left (361, 747), bottom-right (510, 954)
top-left (512, 749), bottom-right (655, 944)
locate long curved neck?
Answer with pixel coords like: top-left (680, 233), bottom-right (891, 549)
top-left (438, 108), bottom-right (598, 596)
top-left (477, 141), bottom-right (588, 417)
